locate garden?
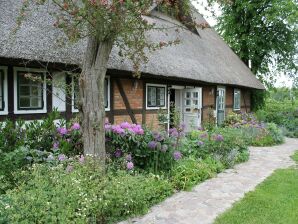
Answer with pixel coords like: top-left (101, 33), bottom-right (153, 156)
top-left (0, 108), bottom-right (286, 223)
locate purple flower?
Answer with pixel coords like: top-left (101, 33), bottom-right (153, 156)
top-left (169, 128), bottom-right (179, 138)
top-left (131, 124), bottom-right (144, 135)
top-left (215, 134), bottom-right (224, 142)
top-left (53, 142), bottom-right (59, 149)
top-left (104, 123), bottom-right (112, 131)
top-left (161, 144), bottom-right (168, 152)
top-left (148, 141), bottom-right (158, 149)
top-left (114, 149), bottom-right (123, 158)
top-left (197, 141), bottom-right (204, 146)
top-left (152, 131), bottom-right (164, 141)
top-left (127, 162), bottom-right (134, 170)
top-left (112, 125), bottom-right (125, 135)
top-left (66, 165), bottom-right (74, 173)
top-left (120, 122), bottom-right (131, 129)
top-left (200, 133), bottom-right (208, 139)
top-left (79, 155), bottom-right (85, 164)
top-left (179, 123), bottom-right (186, 131)
top-left (126, 154), bottom-right (132, 161)
top-left (173, 151), bottom-right (182, 160)
top-left (58, 154), bottom-right (67, 161)
top-left (71, 123), bottom-right (80, 130)
top-left (57, 127), bottom-right (68, 136)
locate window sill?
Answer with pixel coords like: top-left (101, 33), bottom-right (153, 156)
top-left (14, 109), bottom-right (47, 114)
top-left (146, 106), bottom-right (167, 110)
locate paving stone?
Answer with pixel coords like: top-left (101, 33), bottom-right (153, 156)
top-left (119, 138), bottom-right (298, 224)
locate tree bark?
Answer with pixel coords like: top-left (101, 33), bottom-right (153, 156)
top-left (79, 36), bottom-right (113, 167)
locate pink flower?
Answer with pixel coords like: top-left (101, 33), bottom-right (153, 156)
top-left (71, 123), bottom-right (80, 130)
top-left (127, 162), bottom-right (134, 170)
top-left (112, 125), bottom-right (125, 135)
top-left (57, 127), bottom-right (68, 136)
top-left (120, 122), bottom-right (131, 129)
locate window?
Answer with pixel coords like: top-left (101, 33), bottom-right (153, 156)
top-left (72, 76), bottom-right (110, 112)
top-left (146, 84), bottom-right (167, 109)
top-left (14, 68), bottom-right (47, 114)
top-left (0, 67), bottom-right (8, 115)
top-left (234, 89), bottom-right (241, 110)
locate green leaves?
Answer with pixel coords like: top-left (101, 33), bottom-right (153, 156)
top-left (213, 0), bottom-right (298, 84)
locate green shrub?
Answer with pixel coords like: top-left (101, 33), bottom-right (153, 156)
top-left (170, 157), bottom-right (224, 191)
top-left (0, 160), bottom-right (173, 224)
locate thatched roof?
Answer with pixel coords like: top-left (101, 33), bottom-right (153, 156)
top-left (0, 0), bottom-right (265, 90)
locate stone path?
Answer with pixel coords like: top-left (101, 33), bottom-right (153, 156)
top-left (120, 138), bottom-right (298, 224)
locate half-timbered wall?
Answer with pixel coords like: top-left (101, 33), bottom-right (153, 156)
top-left (0, 60), bottom-right (252, 128)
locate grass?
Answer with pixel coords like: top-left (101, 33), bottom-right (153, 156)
top-left (214, 150), bottom-right (298, 224)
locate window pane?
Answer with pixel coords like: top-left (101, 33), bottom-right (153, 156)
top-left (31, 97), bottom-right (42, 108)
top-left (186, 92), bottom-right (191, 98)
top-left (19, 74), bottom-right (30, 85)
top-left (148, 87), bottom-right (156, 106)
top-left (19, 97), bottom-right (30, 108)
top-left (20, 86), bottom-right (30, 96)
top-left (185, 99), bottom-right (191, 106)
top-left (234, 90), bottom-right (240, 109)
top-left (157, 87), bottom-right (165, 106)
top-left (193, 92), bottom-right (198, 98)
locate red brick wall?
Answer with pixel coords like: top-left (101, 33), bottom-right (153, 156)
top-left (113, 79), bottom-right (143, 110)
top-left (202, 86), bottom-right (216, 122)
top-left (109, 79), bottom-right (251, 127)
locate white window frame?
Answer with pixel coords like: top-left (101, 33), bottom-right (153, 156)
top-left (146, 83), bottom-right (167, 110)
top-left (72, 75), bottom-right (110, 113)
top-left (0, 66), bottom-right (8, 115)
top-left (233, 89), bottom-right (241, 111)
top-left (14, 67), bottom-right (47, 114)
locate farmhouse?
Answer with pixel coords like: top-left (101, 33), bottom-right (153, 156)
top-left (0, 1), bottom-right (264, 131)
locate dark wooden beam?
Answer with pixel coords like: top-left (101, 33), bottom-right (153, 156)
top-left (115, 79), bottom-right (137, 124)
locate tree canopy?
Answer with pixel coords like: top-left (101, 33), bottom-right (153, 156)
top-left (209, 0), bottom-right (298, 86)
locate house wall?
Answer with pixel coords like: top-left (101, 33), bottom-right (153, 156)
top-left (0, 61), bottom-right (252, 128)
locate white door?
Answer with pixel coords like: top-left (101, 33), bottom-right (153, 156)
top-left (216, 87), bottom-right (226, 126)
top-left (182, 88), bottom-right (202, 132)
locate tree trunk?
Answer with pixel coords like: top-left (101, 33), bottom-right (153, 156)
top-left (79, 36), bottom-right (113, 167)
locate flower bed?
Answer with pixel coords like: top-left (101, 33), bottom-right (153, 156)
top-left (0, 111), bottom-right (282, 223)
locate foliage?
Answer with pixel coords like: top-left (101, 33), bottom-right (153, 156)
top-left (0, 112), bottom-right (82, 194)
top-left (105, 122), bottom-right (185, 173)
top-left (209, 0), bottom-right (298, 84)
top-left (214, 168), bottom-right (298, 224)
top-left (170, 157), bottom-right (224, 190)
top-left (223, 112), bottom-right (284, 146)
top-left (0, 159), bottom-right (173, 224)
top-left (256, 88), bottom-right (298, 137)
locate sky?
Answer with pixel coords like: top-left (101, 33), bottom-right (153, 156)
top-left (191, 0), bottom-right (295, 88)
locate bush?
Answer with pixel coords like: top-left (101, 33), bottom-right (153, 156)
top-left (170, 157), bottom-right (224, 190)
top-left (186, 127), bottom-right (249, 168)
top-left (223, 112), bottom-right (284, 147)
top-left (0, 159), bottom-right (173, 224)
top-left (105, 122), bottom-right (186, 173)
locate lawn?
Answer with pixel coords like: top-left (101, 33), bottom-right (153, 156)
top-left (214, 151), bottom-right (298, 224)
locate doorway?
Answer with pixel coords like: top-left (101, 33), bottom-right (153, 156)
top-left (170, 87), bottom-right (202, 132)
